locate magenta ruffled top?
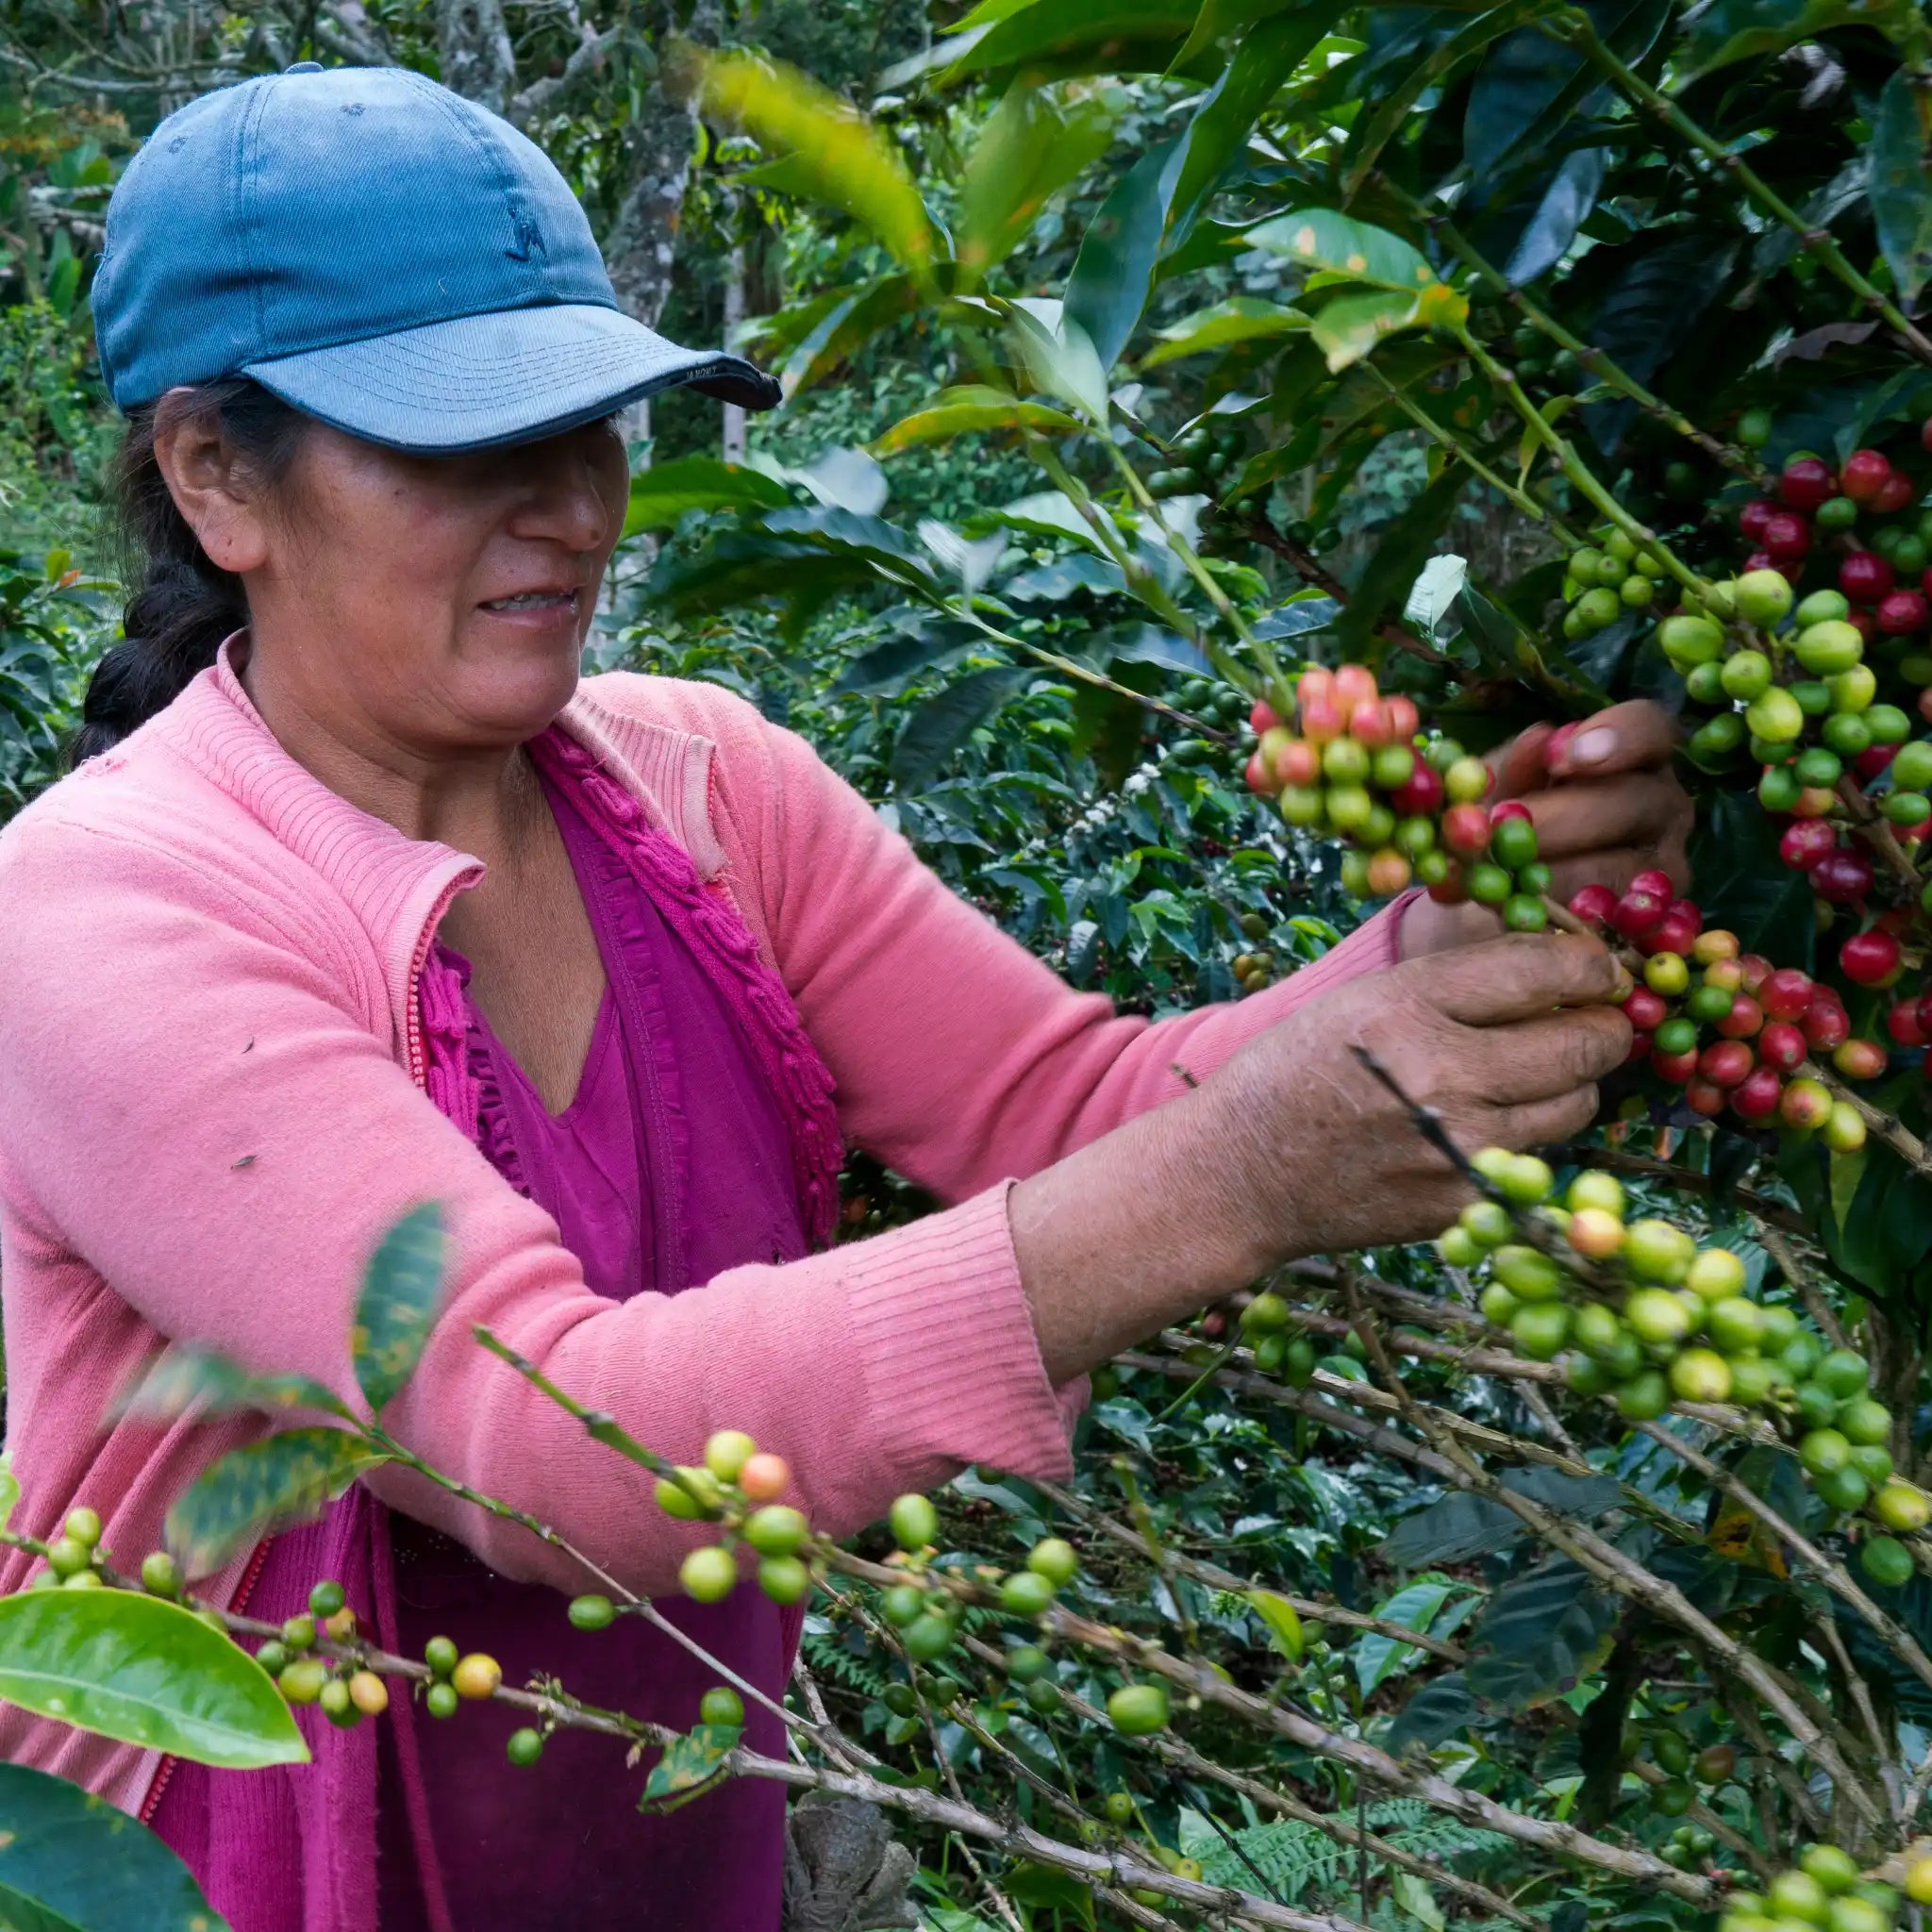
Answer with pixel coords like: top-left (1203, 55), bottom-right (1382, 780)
top-left (154, 729), bottom-right (837, 1931)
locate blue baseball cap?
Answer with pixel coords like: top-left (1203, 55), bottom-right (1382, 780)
top-left (92, 63), bottom-right (780, 453)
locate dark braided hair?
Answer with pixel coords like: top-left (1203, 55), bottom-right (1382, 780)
top-left (72, 378), bottom-right (308, 766)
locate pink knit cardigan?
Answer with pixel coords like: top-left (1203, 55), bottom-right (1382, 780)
top-left (0, 644), bottom-right (1402, 1818)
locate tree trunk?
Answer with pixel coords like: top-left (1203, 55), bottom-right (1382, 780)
top-left (437, 0), bottom-right (516, 120)
top-left (721, 240), bottom-right (747, 462)
top-left (603, 77), bottom-right (699, 334)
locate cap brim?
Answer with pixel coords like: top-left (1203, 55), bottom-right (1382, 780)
top-left (242, 303), bottom-right (781, 455)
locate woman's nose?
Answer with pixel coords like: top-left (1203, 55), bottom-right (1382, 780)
top-left (508, 441), bottom-right (619, 552)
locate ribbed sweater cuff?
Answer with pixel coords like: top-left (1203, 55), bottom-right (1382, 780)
top-left (844, 1181), bottom-right (1074, 1485)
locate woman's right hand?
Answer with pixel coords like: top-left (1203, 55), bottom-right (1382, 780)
top-left (1010, 933), bottom-right (1631, 1383)
top-left (1203, 931), bottom-right (1631, 1261)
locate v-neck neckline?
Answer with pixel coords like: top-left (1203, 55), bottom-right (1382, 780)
top-left (470, 982), bottom-right (617, 1124)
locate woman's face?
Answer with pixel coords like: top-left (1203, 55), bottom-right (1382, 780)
top-left (165, 402), bottom-right (631, 753)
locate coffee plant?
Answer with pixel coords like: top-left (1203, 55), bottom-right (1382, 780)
top-left (8, 0), bottom-right (1932, 1928)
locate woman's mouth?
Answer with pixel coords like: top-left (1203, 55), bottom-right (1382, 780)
top-left (481, 588), bottom-right (580, 614)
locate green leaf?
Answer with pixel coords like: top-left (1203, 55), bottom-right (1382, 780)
top-left (870, 387), bottom-right (1080, 457)
top-left (639, 1723), bottom-right (740, 1814)
top-left (1402, 553), bottom-right (1468, 646)
top-left (0, 1453), bottom-right (18, 1536)
top-left (1339, 0), bottom-right (1547, 200)
top-left (1388, 1671), bottom-right (1477, 1751)
top-left (1167, 11), bottom-right (1343, 242)
top-left (1248, 207), bottom-right (1438, 295)
top-left (0, 1591), bottom-right (307, 1770)
top-left (120, 1348), bottom-right (351, 1427)
top-left (1384, 1472), bottom-right (1622, 1567)
top-left (1683, 0), bottom-right (1864, 73)
top-left (956, 84), bottom-right (1117, 290)
top-left (1463, 0), bottom-right (1669, 179)
top-left (676, 46), bottom-right (935, 275)
top-left (1065, 139), bottom-right (1188, 372)
top-left (1689, 790), bottom-right (1815, 973)
top-left (1578, 230), bottom-right (1738, 456)
top-left (943, 0), bottom-right (1202, 80)
top-left (1352, 1580), bottom-right (1466, 1693)
top-left (351, 1203), bottom-right (446, 1416)
top-left (891, 669), bottom-right (1037, 791)
top-left (1335, 467), bottom-right (1468, 658)
top-left (776, 275), bottom-right (922, 400)
top-left (1246, 1589), bottom-right (1305, 1660)
top-left (1503, 148), bottom-right (1609, 287)
top-left (623, 458), bottom-right (791, 538)
top-left (831, 622), bottom-right (977, 695)
top-left (1869, 71), bottom-right (1932, 308)
top-left (1392, 1870), bottom-right (1445, 1932)
top-left (165, 1427), bottom-right (390, 1580)
top-left (1829, 1145), bottom-right (1870, 1245)
top-left (0, 1760), bottom-right (230, 1930)
top-left (1463, 1559), bottom-right (1618, 1711)
top-left (1140, 297), bottom-right (1305, 368)
top-left (1004, 303), bottom-right (1112, 422)
top-left (1309, 289), bottom-right (1423, 373)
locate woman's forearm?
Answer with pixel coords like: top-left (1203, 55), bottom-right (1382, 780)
top-left (1007, 933), bottom-right (1632, 1387)
top-left (1008, 1085), bottom-right (1276, 1385)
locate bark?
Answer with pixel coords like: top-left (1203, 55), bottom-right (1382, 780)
top-left (721, 239), bottom-right (748, 460)
top-left (438, 0), bottom-right (517, 119)
top-left (603, 74), bottom-right (700, 332)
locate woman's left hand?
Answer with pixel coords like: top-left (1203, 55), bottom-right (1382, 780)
top-left (1400, 700), bottom-right (1694, 960)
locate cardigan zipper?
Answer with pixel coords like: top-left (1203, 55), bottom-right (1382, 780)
top-left (405, 874), bottom-right (481, 1090)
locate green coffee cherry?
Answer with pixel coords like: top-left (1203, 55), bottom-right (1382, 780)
top-left (889, 1493), bottom-right (939, 1552)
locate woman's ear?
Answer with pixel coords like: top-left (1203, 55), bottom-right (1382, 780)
top-left (151, 389), bottom-right (275, 575)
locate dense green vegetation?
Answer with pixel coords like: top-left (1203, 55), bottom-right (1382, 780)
top-left (6, 0), bottom-right (1932, 1927)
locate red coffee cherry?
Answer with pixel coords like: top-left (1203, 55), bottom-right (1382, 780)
top-left (1840, 550), bottom-right (1896, 604)
top-left (1730, 1065), bottom-right (1785, 1121)
top-left (1840, 449), bottom-right (1893, 505)
top-left (1699, 1041), bottom-right (1755, 1088)
top-left (1779, 458), bottom-right (1835, 509)
top-left (1841, 929), bottom-right (1903, 986)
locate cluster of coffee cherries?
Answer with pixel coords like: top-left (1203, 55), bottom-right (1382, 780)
top-left (248, 1579), bottom-right (390, 1732)
top-left (1559, 525), bottom-right (1670, 640)
top-left (1641, 1726), bottom-right (1736, 1836)
top-left (1735, 436), bottom-right (1932, 615)
top-left (1563, 891), bottom-right (1875, 1137)
top-left (1237, 1288), bottom-right (1321, 1384)
top-left (1441, 1155), bottom-right (1925, 1545)
top-left (1665, 572), bottom-right (1907, 772)
top-left (1244, 665), bottom-right (1553, 923)
top-left (1724, 1844), bottom-right (1906, 1932)
top-left (872, 1490), bottom-right (1083, 1677)
top-left (658, 1429), bottom-right (816, 1608)
top-left (1440, 1156), bottom-right (1776, 1413)
top-left (25, 1506), bottom-right (119, 1594)
top-left (1229, 908), bottom-right (1276, 997)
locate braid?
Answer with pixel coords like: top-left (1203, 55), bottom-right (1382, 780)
top-left (72, 379), bottom-right (305, 766)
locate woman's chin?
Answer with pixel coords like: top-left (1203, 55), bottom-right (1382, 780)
top-left (450, 642), bottom-right (588, 742)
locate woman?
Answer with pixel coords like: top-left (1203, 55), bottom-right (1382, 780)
top-left (0, 62), bottom-right (1688, 1932)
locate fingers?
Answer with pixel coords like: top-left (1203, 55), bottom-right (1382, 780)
top-left (1485, 1085), bottom-right (1606, 1154)
top-left (1491, 721), bottom-right (1557, 800)
top-left (1524, 771), bottom-right (1692, 864)
top-left (1473, 1005), bottom-right (1633, 1106)
top-left (1545, 700), bottom-right (1678, 779)
top-left (1423, 932), bottom-right (1624, 1025)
